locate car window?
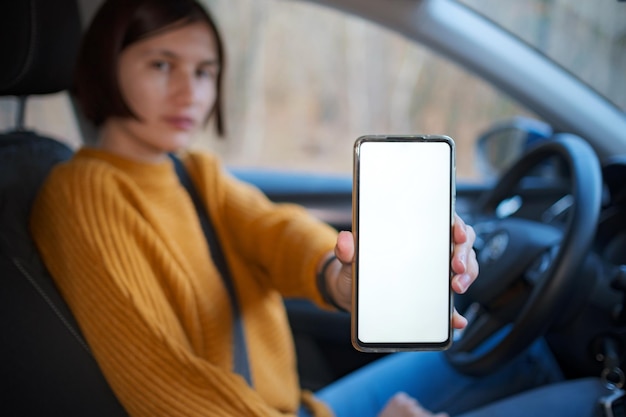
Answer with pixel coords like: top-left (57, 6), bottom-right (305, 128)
top-left (457, 0), bottom-right (626, 113)
top-left (0, 93), bottom-right (82, 149)
top-left (0, 0), bottom-right (542, 184)
top-left (198, 0), bottom-right (539, 183)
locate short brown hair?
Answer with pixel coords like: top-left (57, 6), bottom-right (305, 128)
top-left (73, 0), bottom-right (225, 135)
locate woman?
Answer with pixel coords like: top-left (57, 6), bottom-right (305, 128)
top-left (29, 0), bottom-right (514, 416)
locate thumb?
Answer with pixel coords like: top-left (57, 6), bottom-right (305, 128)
top-left (335, 231), bottom-right (355, 264)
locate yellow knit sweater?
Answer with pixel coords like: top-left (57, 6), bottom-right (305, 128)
top-left (30, 148), bottom-right (338, 417)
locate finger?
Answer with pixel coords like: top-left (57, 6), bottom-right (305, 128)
top-left (464, 222), bottom-right (476, 246)
top-left (451, 246), bottom-right (468, 275)
top-left (451, 308), bottom-right (468, 329)
top-left (451, 223), bottom-right (476, 275)
top-left (453, 213), bottom-right (468, 244)
top-left (335, 230), bottom-right (355, 264)
top-left (466, 248), bottom-right (479, 281)
top-left (451, 273), bottom-right (472, 294)
top-left (392, 392), bottom-right (413, 403)
top-left (451, 239), bottom-right (479, 294)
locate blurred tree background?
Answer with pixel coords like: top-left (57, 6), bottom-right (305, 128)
top-left (195, 0), bottom-right (626, 180)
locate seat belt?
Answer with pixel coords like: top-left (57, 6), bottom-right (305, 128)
top-left (169, 154), bottom-right (252, 387)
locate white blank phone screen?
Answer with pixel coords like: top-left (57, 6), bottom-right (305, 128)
top-left (357, 140), bottom-right (452, 344)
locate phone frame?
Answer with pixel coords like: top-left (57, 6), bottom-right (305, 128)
top-left (351, 135), bottom-right (456, 352)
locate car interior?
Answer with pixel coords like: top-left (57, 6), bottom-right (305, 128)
top-left (2, 0), bottom-right (626, 415)
top-left (0, 0), bottom-right (129, 414)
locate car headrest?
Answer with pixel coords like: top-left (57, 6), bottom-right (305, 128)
top-left (0, 0), bottom-right (82, 96)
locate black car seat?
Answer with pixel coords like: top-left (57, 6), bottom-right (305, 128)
top-left (0, 0), bottom-right (128, 415)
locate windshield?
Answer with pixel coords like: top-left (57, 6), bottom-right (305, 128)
top-left (458, 0), bottom-right (626, 113)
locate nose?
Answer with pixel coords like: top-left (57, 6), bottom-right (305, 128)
top-left (172, 69), bottom-right (195, 105)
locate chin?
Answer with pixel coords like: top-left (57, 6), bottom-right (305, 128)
top-left (158, 135), bottom-right (193, 153)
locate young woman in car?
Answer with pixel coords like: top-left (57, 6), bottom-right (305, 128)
top-left (28, 0), bottom-right (559, 416)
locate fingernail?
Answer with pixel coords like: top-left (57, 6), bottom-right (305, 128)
top-left (459, 253), bottom-right (466, 271)
top-left (457, 274), bottom-right (471, 293)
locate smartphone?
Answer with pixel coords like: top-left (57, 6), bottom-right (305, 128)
top-left (352, 135), bottom-right (455, 352)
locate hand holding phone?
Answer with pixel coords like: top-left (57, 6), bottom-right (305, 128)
top-left (352, 135), bottom-right (456, 352)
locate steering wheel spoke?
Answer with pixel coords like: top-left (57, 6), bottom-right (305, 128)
top-left (453, 303), bottom-right (507, 352)
top-left (523, 244), bottom-right (560, 286)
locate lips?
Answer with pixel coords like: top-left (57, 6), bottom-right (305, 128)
top-left (163, 116), bottom-right (196, 131)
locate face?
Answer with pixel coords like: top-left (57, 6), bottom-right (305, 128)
top-left (100, 21), bottom-right (219, 162)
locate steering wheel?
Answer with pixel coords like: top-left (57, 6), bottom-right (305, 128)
top-left (445, 133), bottom-right (602, 376)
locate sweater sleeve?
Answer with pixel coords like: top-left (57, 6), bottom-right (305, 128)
top-left (29, 162), bottom-right (312, 417)
top-left (185, 153), bottom-right (339, 305)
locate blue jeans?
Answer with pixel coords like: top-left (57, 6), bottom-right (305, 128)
top-left (455, 378), bottom-right (610, 417)
top-left (302, 338), bottom-right (564, 417)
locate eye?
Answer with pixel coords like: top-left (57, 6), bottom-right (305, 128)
top-left (150, 60), bottom-right (171, 72)
top-left (196, 64), bottom-right (219, 79)
top-left (196, 68), bottom-right (211, 78)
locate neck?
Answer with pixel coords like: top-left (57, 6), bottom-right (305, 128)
top-left (97, 119), bottom-right (170, 164)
